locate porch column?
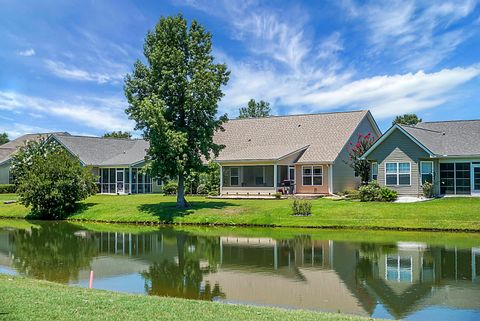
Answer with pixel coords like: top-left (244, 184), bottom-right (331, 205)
top-left (273, 164), bottom-right (278, 192)
top-left (129, 166), bottom-right (132, 194)
top-left (328, 164), bottom-right (333, 194)
top-left (219, 164), bottom-right (223, 195)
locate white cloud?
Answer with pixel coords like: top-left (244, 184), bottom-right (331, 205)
top-left (0, 91), bottom-right (133, 131)
top-left (44, 59), bottom-right (126, 84)
top-left (18, 48), bottom-right (35, 57)
top-left (340, 0), bottom-right (479, 69)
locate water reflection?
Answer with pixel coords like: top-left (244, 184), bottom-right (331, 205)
top-left (0, 222), bottom-right (479, 321)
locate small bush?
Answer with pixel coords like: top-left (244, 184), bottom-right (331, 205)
top-left (274, 192), bottom-right (282, 199)
top-left (196, 184), bottom-right (207, 195)
top-left (292, 199), bottom-right (312, 216)
top-left (162, 181), bottom-right (178, 195)
top-left (422, 181), bottom-right (434, 198)
top-left (0, 184), bottom-right (16, 194)
top-left (380, 187), bottom-right (398, 202)
top-left (208, 190), bottom-right (218, 196)
top-left (359, 181), bottom-right (397, 202)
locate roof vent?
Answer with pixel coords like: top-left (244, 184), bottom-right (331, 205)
top-left (297, 124), bottom-right (301, 127)
top-left (442, 132), bottom-right (446, 136)
top-left (123, 150), bottom-right (126, 154)
top-left (247, 139), bottom-right (251, 142)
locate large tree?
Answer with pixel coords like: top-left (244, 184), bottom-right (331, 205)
top-left (0, 132), bottom-right (9, 145)
top-left (103, 131), bottom-right (132, 139)
top-left (392, 113), bottom-right (422, 126)
top-left (124, 15), bottom-right (229, 208)
top-left (238, 99), bottom-right (271, 118)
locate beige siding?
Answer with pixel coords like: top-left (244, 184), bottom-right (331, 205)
top-left (367, 129), bottom-right (430, 196)
top-left (332, 115), bottom-right (379, 193)
top-left (295, 164), bottom-right (329, 194)
top-left (0, 163), bottom-right (9, 184)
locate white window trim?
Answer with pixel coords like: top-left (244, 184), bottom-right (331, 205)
top-left (420, 161), bottom-right (434, 184)
top-left (372, 162), bottom-right (378, 181)
top-left (385, 162), bottom-right (411, 186)
top-left (302, 165), bottom-right (323, 186)
top-left (230, 167), bottom-right (240, 186)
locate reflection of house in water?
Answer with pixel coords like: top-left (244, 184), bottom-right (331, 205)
top-left (0, 226), bottom-right (479, 319)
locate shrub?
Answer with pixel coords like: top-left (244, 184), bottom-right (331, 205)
top-left (163, 181), bottom-right (178, 195)
top-left (0, 184), bottom-right (16, 194)
top-left (204, 161), bottom-right (220, 195)
top-left (196, 184), bottom-right (207, 195)
top-left (359, 181), bottom-right (382, 202)
top-left (208, 190), bottom-right (218, 196)
top-left (274, 192), bottom-right (282, 199)
top-left (11, 139), bottom-right (97, 219)
top-left (359, 181), bottom-right (397, 202)
top-left (422, 181), bottom-right (434, 198)
top-left (380, 187), bottom-right (398, 202)
top-left (292, 199), bottom-right (312, 216)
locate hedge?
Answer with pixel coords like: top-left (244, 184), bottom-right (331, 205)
top-left (0, 184), bottom-right (16, 193)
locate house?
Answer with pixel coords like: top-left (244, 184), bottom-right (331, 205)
top-left (0, 132), bottom-right (161, 194)
top-left (48, 133), bottom-right (161, 194)
top-left (362, 120), bottom-right (480, 197)
top-left (213, 110), bottom-right (381, 195)
top-left (0, 132), bottom-right (68, 185)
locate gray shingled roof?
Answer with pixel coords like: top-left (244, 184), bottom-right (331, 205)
top-left (214, 110), bottom-right (372, 163)
top-left (400, 120), bottom-right (480, 156)
top-left (53, 134), bottom-right (148, 166)
top-left (0, 132), bottom-right (69, 164)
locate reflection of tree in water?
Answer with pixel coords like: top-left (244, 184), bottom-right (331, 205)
top-left (356, 243), bottom-right (397, 280)
top-left (141, 233), bottom-right (224, 300)
top-left (11, 223), bottom-right (97, 283)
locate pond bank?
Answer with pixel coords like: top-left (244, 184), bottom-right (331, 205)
top-left (0, 275), bottom-right (378, 321)
top-left (0, 194), bottom-right (479, 232)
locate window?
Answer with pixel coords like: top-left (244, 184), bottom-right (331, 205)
top-left (420, 161), bottom-right (433, 184)
top-left (302, 166), bottom-right (323, 186)
top-left (230, 167), bottom-right (239, 186)
top-left (385, 162), bottom-right (411, 186)
top-left (371, 162), bottom-right (378, 181)
top-left (455, 162), bottom-right (471, 195)
top-left (386, 255), bottom-right (413, 283)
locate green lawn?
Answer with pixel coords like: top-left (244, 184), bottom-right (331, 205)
top-left (0, 194), bottom-right (479, 231)
top-left (0, 274), bottom-right (377, 321)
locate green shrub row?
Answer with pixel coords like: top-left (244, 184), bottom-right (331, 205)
top-left (0, 184), bottom-right (16, 194)
top-left (358, 181), bottom-right (398, 202)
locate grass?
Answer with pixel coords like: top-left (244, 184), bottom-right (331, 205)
top-left (0, 274), bottom-right (378, 321)
top-left (0, 194), bottom-right (479, 231)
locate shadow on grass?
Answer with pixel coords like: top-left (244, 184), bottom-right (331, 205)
top-left (138, 200), bottom-right (239, 223)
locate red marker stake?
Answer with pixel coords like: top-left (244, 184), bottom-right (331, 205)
top-left (89, 270), bottom-right (94, 289)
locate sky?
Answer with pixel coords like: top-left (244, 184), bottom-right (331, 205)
top-left (1, 0), bottom-right (480, 138)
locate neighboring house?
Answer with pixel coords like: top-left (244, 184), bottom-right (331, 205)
top-left (213, 110), bottom-right (381, 195)
top-left (48, 134), bottom-right (161, 194)
top-left (362, 120), bottom-right (480, 197)
top-left (0, 132), bottom-right (68, 184)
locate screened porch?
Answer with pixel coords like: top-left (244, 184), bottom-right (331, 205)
top-left (98, 167), bottom-right (153, 194)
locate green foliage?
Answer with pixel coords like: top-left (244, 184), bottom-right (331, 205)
top-left (422, 181), bottom-right (434, 198)
top-left (274, 192), bottom-right (282, 199)
top-left (238, 99), bottom-right (271, 119)
top-left (380, 187), bottom-right (398, 202)
top-left (346, 133), bottom-right (376, 184)
top-left (359, 181), bottom-right (397, 202)
top-left (0, 132), bottom-right (9, 145)
top-left (163, 181), bottom-right (178, 195)
top-left (291, 199), bottom-right (312, 216)
top-left (102, 131), bottom-right (132, 139)
top-left (204, 161), bottom-right (220, 195)
top-left (196, 184), bottom-right (207, 194)
top-left (0, 184), bottom-right (16, 193)
top-left (124, 14), bottom-right (229, 208)
top-left (392, 113), bottom-right (422, 126)
top-left (10, 139), bottom-right (97, 219)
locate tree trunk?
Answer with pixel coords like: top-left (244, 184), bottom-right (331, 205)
top-left (177, 173), bottom-right (188, 208)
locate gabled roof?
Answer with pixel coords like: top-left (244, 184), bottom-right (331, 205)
top-left (0, 132), bottom-right (69, 165)
top-left (51, 134), bottom-right (148, 166)
top-left (214, 110), bottom-right (380, 163)
top-left (362, 119), bottom-right (480, 159)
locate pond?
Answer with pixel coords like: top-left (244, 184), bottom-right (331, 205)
top-left (0, 220), bottom-right (479, 321)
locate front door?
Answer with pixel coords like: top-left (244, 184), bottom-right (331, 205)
top-left (116, 169), bottom-right (124, 194)
top-left (473, 165), bottom-right (480, 195)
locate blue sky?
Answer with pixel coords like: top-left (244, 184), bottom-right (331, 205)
top-left (1, 0), bottom-right (480, 138)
